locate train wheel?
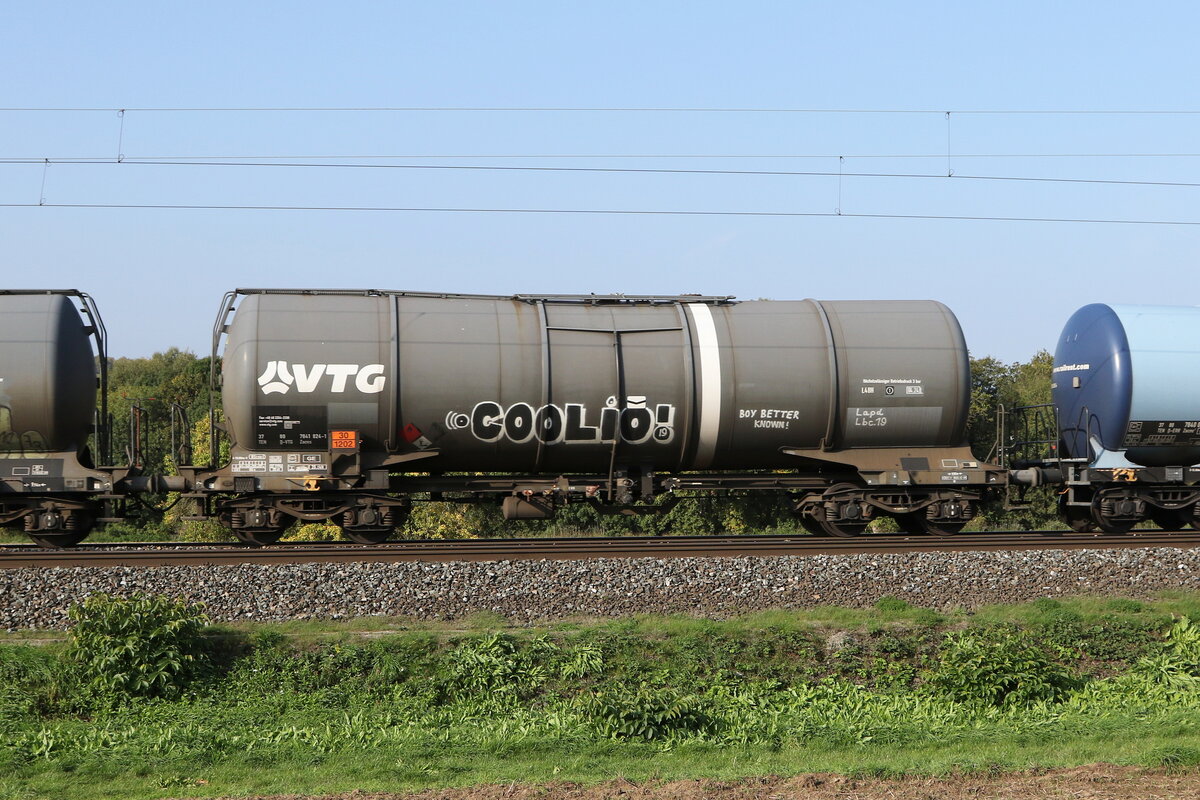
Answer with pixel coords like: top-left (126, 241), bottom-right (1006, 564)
top-left (819, 518), bottom-right (868, 537)
top-left (232, 527), bottom-right (285, 546)
top-left (340, 505), bottom-right (403, 544)
top-left (1090, 495), bottom-right (1141, 534)
top-left (1090, 508), bottom-right (1135, 534)
top-left (818, 484), bottom-right (870, 537)
top-left (798, 517), bottom-right (827, 536)
top-left (1149, 508), bottom-right (1193, 531)
top-left (791, 496), bottom-right (827, 535)
top-left (26, 509), bottom-right (93, 548)
top-left (918, 519), bottom-right (967, 537)
top-left (898, 499), bottom-right (973, 536)
top-left (898, 513), bottom-right (966, 536)
top-left (224, 507), bottom-right (287, 546)
top-left (791, 506), bottom-right (827, 536)
top-left (28, 531), bottom-right (89, 548)
top-left (341, 527), bottom-right (394, 544)
top-left (1058, 498), bottom-right (1096, 532)
top-left (1092, 516), bottom-right (1135, 534)
top-left (896, 512), bottom-right (965, 536)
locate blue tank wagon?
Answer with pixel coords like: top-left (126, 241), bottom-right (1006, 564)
top-left (1052, 303), bottom-right (1200, 532)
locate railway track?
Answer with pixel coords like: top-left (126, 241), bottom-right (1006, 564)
top-left (2, 529), bottom-right (1199, 568)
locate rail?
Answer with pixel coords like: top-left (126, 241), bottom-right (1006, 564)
top-left (3, 529), bottom-right (1199, 568)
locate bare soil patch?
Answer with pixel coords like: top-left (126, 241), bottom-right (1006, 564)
top-left (194, 764), bottom-right (1200, 800)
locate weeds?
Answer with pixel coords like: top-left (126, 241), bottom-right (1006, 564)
top-left (927, 626), bottom-right (1077, 707)
top-left (5, 601), bottom-right (1200, 798)
top-left (66, 593), bottom-right (210, 703)
top-left (585, 683), bottom-right (713, 741)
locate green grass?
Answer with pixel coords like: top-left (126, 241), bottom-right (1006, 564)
top-left (4, 594), bottom-right (1200, 799)
top-left (5, 708), bottom-right (1200, 799)
top-left (0, 597), bottom-right (1149, 646)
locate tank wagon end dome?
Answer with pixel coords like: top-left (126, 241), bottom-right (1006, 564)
top-left (1054, 303), bottom-right (1200, 467)
top-left (0, 293), bottom-right (98, 455)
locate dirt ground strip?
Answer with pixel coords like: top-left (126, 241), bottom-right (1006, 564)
top-left (191, 764), bottom-right (1200, 800)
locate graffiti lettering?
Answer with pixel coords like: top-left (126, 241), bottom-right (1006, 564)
top-left (854, 408), bottom-right (888, 427)
top-left (448, 398), bottom-right (676, 445)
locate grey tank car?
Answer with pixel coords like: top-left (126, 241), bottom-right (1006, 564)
top-left (0, 291), bottom-right (131, 546)
top-left (183, 289), bottom-right (1004, 544)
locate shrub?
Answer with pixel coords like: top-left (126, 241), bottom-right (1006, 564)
top-left (445, 634), bottom-right (549, 699)
top-left (1043, 614), bottom-right (1158, 665)
top-left (403, 502), bottom-right (491, 539)
top-left (1135, 617), bottom-right (1200, 692)
top-left (90, 520), bottom-right (163, 542)
top-left (174, 518), bottom-right (235, 543)
top-left (1160, 616), bottom-right (1200, 670)
top-left (67, 592), bottom-right (211, 702)
top-left (585, 683), bottom-right (713, 741)
top-left (282, 522), bottom-right (343, 541)
top-left (557, 642), bottom-right (605, 680)
top-left (927, 627), bottom-right (1076, 707)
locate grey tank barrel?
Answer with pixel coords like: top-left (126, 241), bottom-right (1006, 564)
top-left (0, 290), bottom-right (120, 547)
top-left (217, 291), bottom-right (974, 480)
top-left (0, 292), bottom-right (98, 455)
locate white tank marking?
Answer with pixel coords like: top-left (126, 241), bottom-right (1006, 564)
top-left (688, 303), bottom-right (722, 468)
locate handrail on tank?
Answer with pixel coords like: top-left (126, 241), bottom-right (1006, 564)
top-left (77, 292), bottom-right (110, 466)
top-left (999, 403), bottom-right (1101, 468)
top-left (230, 287), bottom-right (737, 305)
top-left (1059, 403), bottom-right (1100, 464)
top-left (0, 290), bottom-right (111, 466)
top-left (207, 291), bottom-right (238, 469)
top-left (998, 400), bottom-right (1107, 469)
top-left (996, 403), bottom-right (1060, 467)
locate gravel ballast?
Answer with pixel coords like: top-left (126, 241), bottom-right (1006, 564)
top-left (2, 547), bottom-right (1199, 630)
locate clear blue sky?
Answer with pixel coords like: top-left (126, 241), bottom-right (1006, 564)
top-left (4, 1), bottom-right (1200, 361)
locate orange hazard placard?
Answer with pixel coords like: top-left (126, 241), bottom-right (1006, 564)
top-left (330, 430), bottom-right (358, 449)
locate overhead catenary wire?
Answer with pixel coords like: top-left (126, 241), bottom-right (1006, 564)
top-left (7, 106), bottom-right (1200, 114)
top-left (10, 152), bottom-right (1200, 160)
top-left (6, 109), bottom-right (1199, 229)
top-left (4, 157), bottom-right (1200, 190)
top-left (5, 201), bottom-right (1200, 227)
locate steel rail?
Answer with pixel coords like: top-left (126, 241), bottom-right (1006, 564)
top-left (2, 530), bottom-right (1199, 568)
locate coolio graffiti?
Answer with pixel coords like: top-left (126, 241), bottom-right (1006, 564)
top-left (446, 396), bottom-right (675, 445)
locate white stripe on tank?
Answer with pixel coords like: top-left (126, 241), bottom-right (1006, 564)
top-left (688, 303), bottom-right (722, 468)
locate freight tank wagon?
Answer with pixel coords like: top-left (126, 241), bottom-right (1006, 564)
top-left (189, 290), bottom-right (1005, 544)
top-left (1052, 303), bottom-right (1200, 532)
top-left (0, 290), bottom-right (117, 546)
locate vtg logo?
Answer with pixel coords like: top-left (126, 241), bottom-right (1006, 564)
top-left (257, 362), bottom-right (387, 395)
